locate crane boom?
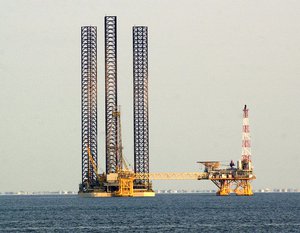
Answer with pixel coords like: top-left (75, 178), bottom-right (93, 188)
top-left (87, 146), bottom-right (103, 183)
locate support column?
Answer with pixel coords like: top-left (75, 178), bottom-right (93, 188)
top-left (105, 16), bottom-right (118, 174)
top-left (81, 26), bottom-right (98, 190)
top-left (133, 26), bottom-right (149, 186)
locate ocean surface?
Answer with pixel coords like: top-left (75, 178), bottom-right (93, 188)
top-left (0, 193), bottom-right (299, 232)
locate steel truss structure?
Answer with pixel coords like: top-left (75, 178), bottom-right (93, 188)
top-left (242, 105), bottom-right (251, 162)
top-left (105, 16), bottom-right (118, 174)
top-left (133, 26), bottom-right (149, 185)
top-left (211, 178), bottom-right (254, 196)
top-left (81, 26), bottom-right (98, 188)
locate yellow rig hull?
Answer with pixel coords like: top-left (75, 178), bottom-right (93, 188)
top-left (133, 191), bottom-right (155, 197)
top-left (78, 191), bottom-right (155, 198)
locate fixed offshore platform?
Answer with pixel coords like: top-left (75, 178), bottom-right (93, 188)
top-left (78, 16), bottom-right (255, 197)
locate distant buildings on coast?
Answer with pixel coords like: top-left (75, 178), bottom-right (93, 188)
top-left (0, 188), bottom-right (299, 196)
top-left (156, 188), bottom-right (300, 194)
top-left (0, 191), bottom-right (77, 196)
top-left (255, 188), bottom-right (299, 193)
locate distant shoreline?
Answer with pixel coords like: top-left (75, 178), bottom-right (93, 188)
top-left (0, 190), bottom-right (299, 196)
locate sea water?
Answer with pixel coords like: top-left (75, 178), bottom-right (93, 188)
top-left (0, 193), bottom-right (299, 232)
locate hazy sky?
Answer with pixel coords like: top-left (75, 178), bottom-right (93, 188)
top-left (0, 0), bottom-right (299, 192)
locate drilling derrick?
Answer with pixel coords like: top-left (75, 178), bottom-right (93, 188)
top-left (234, 104), bottom-right (254, 195)
top-left (105, 16), bottom-right (118, 174)
top-left (242, 105), bottom-right (251, 163)
top-left (133, 26), bottom-right (149, 188)
top-left (80, 26), bottom-right (98, 191)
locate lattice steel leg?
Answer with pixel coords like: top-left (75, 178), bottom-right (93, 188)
top-left (81, 26), bottom-right (98, 190)
top-left (105, 16), bottom-right (118, 174)
top-left (133, 26), bottom-right (149, 187)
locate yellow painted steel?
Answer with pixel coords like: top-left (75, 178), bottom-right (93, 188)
top-left (133, 191), bottom-right (155, 197)
top-left (234, 180), bottom-right (253, 196)
top-left (85, 144), bottom-right (255, 197)
top-left (114, 170), bottom-right (135, 197)
top-left (115, 177), bottom-right (134, 197)
top-left (108, 170), bottom-right (255, 197)
top-left (79, 192), bottom-right (113, 197)
top-left (218, 181), bottom-right (231, 196)
top-left (87, 147), bottom-right (104, 182)
top-left (211, 179), bottom-right (230, 196)
top-left (106, 172), bottom-right (208, 182)
top-left (211, 177), bottom-right (255, 196)
top-left (134, 172), bottom-right (208, 180)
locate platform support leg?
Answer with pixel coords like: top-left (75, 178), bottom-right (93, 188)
top-left (234, 180), bottom-right (253, 196)
top-left (212, 180), bottom-right (231, 196)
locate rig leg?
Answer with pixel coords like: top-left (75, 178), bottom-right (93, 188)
top-left (234, 180), bottom-right (253, 196)
top-left (218, 180), bottom-right (231, 196)
top-left (212, 180), bottom-right (231, 196)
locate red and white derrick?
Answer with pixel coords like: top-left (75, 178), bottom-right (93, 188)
top-left (241, 105), bottom-right (252, 163)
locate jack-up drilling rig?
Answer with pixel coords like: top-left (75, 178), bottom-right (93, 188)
top-left (79, 17), bottom-right (154, 197)
top-left (78, 16), bottom-right (255, 197)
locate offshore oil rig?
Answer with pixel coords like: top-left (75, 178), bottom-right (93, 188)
top-left (78, 16), bottom-right (255, 197)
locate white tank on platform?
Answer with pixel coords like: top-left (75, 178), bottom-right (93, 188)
top-left (237, 160), bottom-right (242, 170)
top-left (248, 161), bottom-right (252, 171)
